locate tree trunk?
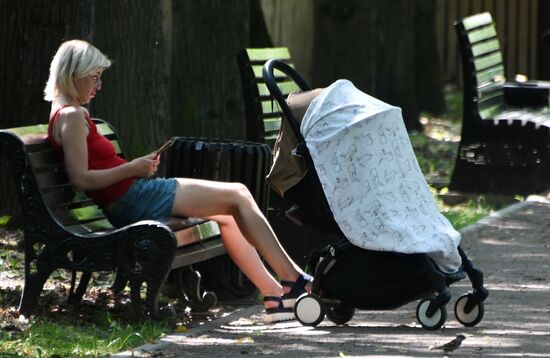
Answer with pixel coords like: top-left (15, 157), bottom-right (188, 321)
top-left (260, 0), bottom-right (315, 82)
top-left (413, 0), bottom-right (446, 115)
top-left (0, 0), bottom-right (83, 226)
top-left (539, 0), bottom-right (550, 80)
top-left (92, 0), bottom-right (169, 158)
top-left (169, 0), bottom-right (250, 139)
top-left (250, 0), bottom-right (273, 47)
top-left (311, 0), bottom-right (445, 131)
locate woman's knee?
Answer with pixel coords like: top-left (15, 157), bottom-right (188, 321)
top-left (227, 182), bottom-right (255, 208)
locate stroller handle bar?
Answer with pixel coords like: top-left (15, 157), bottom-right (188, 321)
top-left (262, 59), bottom-right (312, 145)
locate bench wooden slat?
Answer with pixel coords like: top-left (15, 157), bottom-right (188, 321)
top-left (64, 219), bottom-right (114, 235)
top-left (473, 52), bottom-right (503, 72)
top-left (261, 99), bottom-right (283, 114)
top-left (496, 108), bottom-right (550, 127)
top-left (261, 118), bottom-right (283, 134)
top-left (54, 206), bottom-right (108, 227)
top-left (246, 47), bottom-right (292, 61)
top-left (252, 65), bottom-right (293, 79)
top-left (478, 81), bottom-right (505, 99)
top-left (471, 39), bottom-right (501, 58)
top-left (478, 91), bottom-right (505, 110)
top-left (461, 12), bottom-right (493, 30)
top-left (467, 26), bottom-right (498, 44)
top-left (28, 148), bottom-right (63, 169)
top-left (7, 124), bottom-right (49, 136)
top-left (475, 66), bottom-right (505, 86)
top-left (42, 188), bottom-right (96, 209)
top-left (35, 170), bottom-right (70, 190)
top-left (478, 104), bottom-right (505, 121)
top-left (96, 122), bottom-right (116, 136)
top-left (258, 81), bottom-right (299, 97)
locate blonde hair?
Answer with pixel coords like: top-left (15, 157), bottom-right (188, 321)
top-left (44, 39), bottom-right (111, 101)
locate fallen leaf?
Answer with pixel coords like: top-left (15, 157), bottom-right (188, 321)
top-left (236, 336), bottom-right (255, 344)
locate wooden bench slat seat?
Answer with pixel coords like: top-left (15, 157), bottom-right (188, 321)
top-left (449, 12), bottom-right (550, 195)
top-left (0, 119), bottom-right (226, 318)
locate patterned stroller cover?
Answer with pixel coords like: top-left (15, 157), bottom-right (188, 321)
top-left (300, 80), bottom-right (462, 272)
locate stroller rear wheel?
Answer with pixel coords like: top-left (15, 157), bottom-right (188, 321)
top-left (325, 303), bottom-right (355, 325)
top-left (416, 298), bottom-right (447, 330)
top-left (295, 294), bottom-right (325, 326)
top-left (454, 293), bottom-right (484, 327)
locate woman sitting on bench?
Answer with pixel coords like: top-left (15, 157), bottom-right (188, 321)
top-left (44, 39), bottom-right (310, 323)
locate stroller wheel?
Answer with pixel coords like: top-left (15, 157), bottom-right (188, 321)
top-left (295, 294), bottom-right (325, 326)
top-left (454, 293), bottom-right (484, 327)
top-left (325, 303), bottom-right (355, 325)
top-left (416, 298), bottom-right (447, 330)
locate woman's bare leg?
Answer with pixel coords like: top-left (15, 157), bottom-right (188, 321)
top-left (170, 178), bottom-right (307, 300)
top-left (208, 214), bottom-right (282, 303)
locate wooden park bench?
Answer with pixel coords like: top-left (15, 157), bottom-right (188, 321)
top-left (0, 119), bottom-right (226, 318)
top-left (449, 12), bottom-right (550, 195)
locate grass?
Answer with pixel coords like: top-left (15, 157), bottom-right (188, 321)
top-left (0, 87), bottom-right (505, 357)
top-left (0, 314), bottom-right (169, 358)
top-left (0, 232), bottom-right (180, 358)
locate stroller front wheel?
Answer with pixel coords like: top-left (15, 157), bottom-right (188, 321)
top-left (416, 298), bottom-right (447, 330)
top-left (325, 303), bottom-right (355, 325)
top-left (454, 293), bottom-right (484, 327)
top-left (295, 294), bottom-right (325, 326)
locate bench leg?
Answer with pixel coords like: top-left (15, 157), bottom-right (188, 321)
top-left (173, 266), bottom-right (218, 312)
top-left (111, 267), bottom-right (130, 294)
top-left (18, 265), bottom-right (54, 316)
top-left (67, 271), bottom-right (92, 306)
top-left (118, 224), bottom-right (176, 319)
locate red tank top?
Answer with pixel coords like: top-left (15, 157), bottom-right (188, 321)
top-left (47, 106), bottom-right (135, 207)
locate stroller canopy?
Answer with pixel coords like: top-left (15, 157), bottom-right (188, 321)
top-left (301, 80), bottom-right (462, 272)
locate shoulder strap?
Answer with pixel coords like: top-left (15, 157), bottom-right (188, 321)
top-left (48, 105), bottom-right (70, 139)
top-left (48, 105), bottom-right (93, 142)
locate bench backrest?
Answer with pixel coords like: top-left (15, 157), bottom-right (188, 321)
top-left (455, 12), bottom-right (506, 121)
top-left (237, 47), bottom-right (301, 149)
top-left (2, 119), bottom-right (119, 236)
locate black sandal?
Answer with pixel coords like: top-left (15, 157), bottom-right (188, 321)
top-left (263, 296), bottom-right (294, 323)
top-left (281, 274), bottom-right (312, 309)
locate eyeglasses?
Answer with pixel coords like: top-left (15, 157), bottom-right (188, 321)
top-left (89, 74), bottom-right (102, 88)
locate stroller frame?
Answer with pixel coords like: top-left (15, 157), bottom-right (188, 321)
top-left (262, 59), bottom-right (489, 329)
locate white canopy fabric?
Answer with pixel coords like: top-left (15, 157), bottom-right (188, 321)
top-left (300, 80), bottom-right (462, 272)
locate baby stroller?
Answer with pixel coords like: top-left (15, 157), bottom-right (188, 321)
top-left (262, 59), bottom-right (489, 330)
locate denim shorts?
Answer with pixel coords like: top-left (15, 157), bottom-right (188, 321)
top-left (104, 178), bottom-right (178, 228)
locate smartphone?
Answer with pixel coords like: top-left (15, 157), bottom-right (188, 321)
top-left (155, 138), bottom-right (174, 158)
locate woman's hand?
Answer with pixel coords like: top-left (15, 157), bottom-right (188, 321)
top-left (130, 154), bottom-right (160, 177)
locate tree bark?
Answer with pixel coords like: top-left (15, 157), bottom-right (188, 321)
top-left (92, 0), bottom-right (169, 158)
top-left (0, 0), bottom-right (83, 226)
top-left (311, 0), bottom-right (445, 131)
top-left (413, 0), bottom-right (446, 115)
top-left (539, 0), bottom-right (550, 80)
top-left (169, 0), bottom-right (250, 139)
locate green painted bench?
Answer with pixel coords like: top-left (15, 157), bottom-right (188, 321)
top-left (0, 119), bottom-right (226, 318)
top-left (449, 12), bottom-right (550, 195)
